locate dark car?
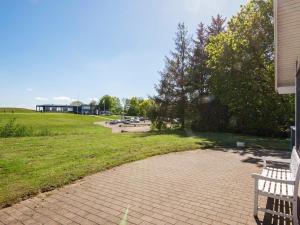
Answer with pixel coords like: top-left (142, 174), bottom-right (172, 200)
top-left (109, 120), bottom-right (118, 125)
top-left (123, 120), bottom-right (132, 124)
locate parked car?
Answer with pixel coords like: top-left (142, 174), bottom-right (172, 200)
top-left (123, 120), bottom-right (132, 124)
top-left (133, 118), bottom-right (140, 123)
top-left (109, 120), bottom-right (118, 125)
top-left (100, 111), bottom-right (112, 115)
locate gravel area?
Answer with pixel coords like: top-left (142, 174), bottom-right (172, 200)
top-left (94, 121), bottom-right (151, 133)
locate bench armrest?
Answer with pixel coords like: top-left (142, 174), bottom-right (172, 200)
top-left (262, 158), bottom-right (291, 168)
top-left (251, 173), bottom-right (295, 185)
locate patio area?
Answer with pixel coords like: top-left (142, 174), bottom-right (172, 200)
top-left (0, 149), bottom-right (297, 225)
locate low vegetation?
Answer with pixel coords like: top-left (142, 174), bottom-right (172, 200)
top-left (0, 118), bottom-right (52, 138)
top-left (0, 112), bottom-right (290, 208)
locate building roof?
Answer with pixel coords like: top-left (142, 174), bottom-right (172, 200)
top-left (275, 0), bottom-right (300, 94)
top-left (36, 104), bottom-right (73, 107)
top-left (36, 104), bottom-right (91, 107)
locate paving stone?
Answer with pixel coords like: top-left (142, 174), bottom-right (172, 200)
top-left (0, 149), bottom-right (297, 224)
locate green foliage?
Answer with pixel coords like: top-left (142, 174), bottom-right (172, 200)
top-left (206, 0), bottom-right (294, 136)
top-left (0, 118), bottom-right (54, 138)
top-left (124, 97), bottom-right (155, 117)
top-left (126, 97), bottom-right (140, 116)
top-left (99, 95), bottom-right (122, 114)
top-left (0, 118), bottom-right (32, 137)
top-left (37, 128), bottom-right (52, 136)
top-left (191, 99), bottom-right (229, 132)
top-left (154, 23), bottom-right (191, 128)
top-left (187, 15), bottom-right (227, 132)
top-left (154, 0), bottom-right (294, 137)
top-left (139, 99), bottom-right (155, 117)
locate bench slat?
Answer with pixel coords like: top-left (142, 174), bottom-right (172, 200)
top-left (259, 169), bottom-right (269, 191)
top-left (287, 184), bottom-right (294, 197)
top-left (270, 169), bottom-right (277, 194)
top-left (281, 170), bottom-right (287, 196)
top-left (258, 167), bottom-right (295, 197)
top-left (263, 168), bottom-right (272, 193)
top-left (254, 147), bottom-right (299, 224)
top-left (276, 169), bottom-right (282, 195)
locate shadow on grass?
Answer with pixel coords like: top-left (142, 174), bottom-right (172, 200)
top-left (131, 129), bottom-right (292, 168)
top-left (213, 148), bottom-right (291, 168)
top-left (132, 129), bottom-right (290, 150)
top-left (212, 148), bottom-right (291, 159)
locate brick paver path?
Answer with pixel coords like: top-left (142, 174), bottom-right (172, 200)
top-left (0, 149), bottom-right (297, 225)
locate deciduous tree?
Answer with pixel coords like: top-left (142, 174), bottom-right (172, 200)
top-left (206, 0), bottom-right (294, 136)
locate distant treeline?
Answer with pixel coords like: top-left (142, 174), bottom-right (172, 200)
top-left (152, 0), bottom-right (294, 137)
top-left (82, 95), bottom-right (154, 117)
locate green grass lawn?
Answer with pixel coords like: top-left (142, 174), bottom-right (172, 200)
top-left (0, 112), bottom-right (290, 208)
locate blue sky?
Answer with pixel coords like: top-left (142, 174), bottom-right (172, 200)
top-left (0, 0), bottom-right (246, 109)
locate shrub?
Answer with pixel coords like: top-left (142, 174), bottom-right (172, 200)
top-left (0, 118), bottom-right (18, 137)
top-left (0, 118), bottom-right (52, 138)
top-left (13, 124), bottom-right (33, 137)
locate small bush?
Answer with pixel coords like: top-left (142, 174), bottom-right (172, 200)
top-left (0, 118), bottom-right (18, 137)
top-left (0, 118), bottom-right (52, 138)
top-left (13, 124), bottom-right (33, 137)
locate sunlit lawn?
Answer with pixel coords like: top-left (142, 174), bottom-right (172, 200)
top-left (0, 112), bottom-right (290, 208)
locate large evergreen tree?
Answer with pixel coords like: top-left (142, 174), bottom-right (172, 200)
top-left (188, 16), bottom-right (227, 131)
top-left (155, 23), bottom-right (191, 128)
top-left (207, 14), bottom-right (226, 37)
top-left (188, 23), bottom-right (208, 101)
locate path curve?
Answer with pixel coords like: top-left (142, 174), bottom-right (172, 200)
top-left (0, 149), bottom-right (294, 225)
top-left (94, 121), bottom-right (151, 133)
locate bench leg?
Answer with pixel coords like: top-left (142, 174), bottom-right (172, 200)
top-left (293, 198), bottom-right (299, 225)
top-left (254, 180), bottom-right (258, 217)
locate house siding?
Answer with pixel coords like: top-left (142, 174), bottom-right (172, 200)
top-left (275, 0), bottom-right (300, 94)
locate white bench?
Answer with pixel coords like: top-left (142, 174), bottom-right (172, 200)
top-left (252, 147), bottom-right (300, 224)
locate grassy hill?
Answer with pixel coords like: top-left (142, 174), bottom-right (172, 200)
top-left (0, 113), bottom-right (290, 208)
top-left (0, 107), bottom-right (34, 113)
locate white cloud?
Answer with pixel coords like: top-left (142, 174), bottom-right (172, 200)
top-left (26, 88), bottom-right (33, 92)
top-left (35, 97), bottom-right (48, 101)
top-left (87, 97), bottom-right (98, 102)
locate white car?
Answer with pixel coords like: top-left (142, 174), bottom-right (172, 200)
top-left (133, 118), bottom-right (140, 123)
